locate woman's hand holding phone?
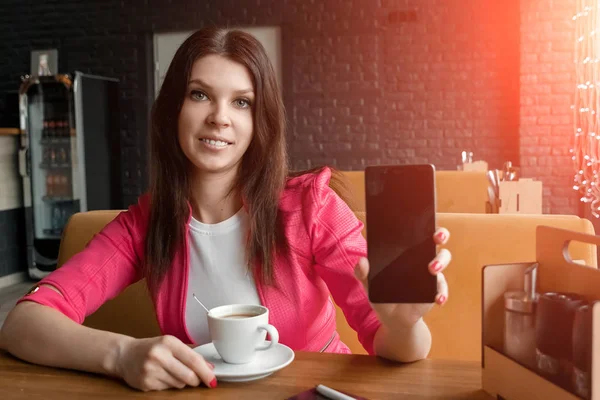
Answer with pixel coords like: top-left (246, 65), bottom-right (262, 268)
top-left (354, 227), bottom-right (451, 330)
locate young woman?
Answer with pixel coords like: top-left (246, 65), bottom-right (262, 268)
top-left (0, 27), bottom-right (451, 392)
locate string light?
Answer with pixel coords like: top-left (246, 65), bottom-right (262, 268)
top-left (573, 1), bottom-right (600, 217)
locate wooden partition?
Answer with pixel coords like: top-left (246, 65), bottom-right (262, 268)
top-left (482, 225), bottom-right (600, 399)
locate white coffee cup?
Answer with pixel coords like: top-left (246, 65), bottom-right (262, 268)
top-left (207, 304), bottom-right (279, 364)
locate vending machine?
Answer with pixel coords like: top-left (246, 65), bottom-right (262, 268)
top-left (18, 72), bottom-right (122, 279)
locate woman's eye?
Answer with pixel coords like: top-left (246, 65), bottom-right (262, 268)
top-left (234, 99), bottom-right (251, 108)
top-left (191, 90), bottom-right (208, 101)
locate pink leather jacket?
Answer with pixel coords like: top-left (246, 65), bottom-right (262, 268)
top-left (19, 168), bottom-right (381, 354)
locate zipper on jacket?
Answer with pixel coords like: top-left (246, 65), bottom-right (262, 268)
top-left (319, 332), bottom-right (336, 353)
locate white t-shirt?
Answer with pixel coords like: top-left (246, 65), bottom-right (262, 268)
top-left (184, 208), bottom-right (261, 345)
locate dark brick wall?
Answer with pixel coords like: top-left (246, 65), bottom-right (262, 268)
top-left (291, 0), bottom-right (520, 172)
top-left (0, 0), bottom-right (521, 209)
top-left (520, 0), bottom-right (579, 215)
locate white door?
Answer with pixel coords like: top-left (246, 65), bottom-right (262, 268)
top-left (153, 27), bottom-right (282, 98)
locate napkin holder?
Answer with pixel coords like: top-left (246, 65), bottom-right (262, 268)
top-left (498, 178), bottom-right (543, 214)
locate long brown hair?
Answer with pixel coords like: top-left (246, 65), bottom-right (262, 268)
top-left (145, 27), bottom-right (288, 291)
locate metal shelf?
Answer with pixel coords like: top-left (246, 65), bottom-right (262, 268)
top-left (42, 196), bottom-right (74, 203)
top-left (39, 162), bottom-right (70, 169)
top-left (42, 228), bottom-right (63, 237)
top-left (40, 137), bottom-right (71, 145)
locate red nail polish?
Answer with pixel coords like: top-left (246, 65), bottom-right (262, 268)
top-left (438, 295), bottom-right (447, 304)
top-left (436, 232), bottom-right (446, 242)
top-left (431, 261), bottom-right (442, 272)
top-left (209, 378), bottom-right (218, 388)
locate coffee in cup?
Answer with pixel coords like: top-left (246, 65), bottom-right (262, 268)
top-left (207, 304), bottom-right (279, 364)
top-left (222, 313), bottom-right (258, 319)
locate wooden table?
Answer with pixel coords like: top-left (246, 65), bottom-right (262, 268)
top-left (0, 350), bottom-right (491, 399)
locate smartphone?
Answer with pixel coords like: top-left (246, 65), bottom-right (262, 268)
top-left (365, 164), bottom-right (437, 303)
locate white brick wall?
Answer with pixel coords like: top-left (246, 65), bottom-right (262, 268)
top-left (0, 136), bottom-right (22, 211)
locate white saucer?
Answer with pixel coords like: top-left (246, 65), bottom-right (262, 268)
top-left (193, 341), bottom-right (295, 382)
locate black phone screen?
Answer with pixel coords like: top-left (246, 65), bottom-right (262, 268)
top-left (365, 164), bottom-right (437, 303)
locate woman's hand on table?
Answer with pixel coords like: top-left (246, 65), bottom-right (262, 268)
top-left (115, 335), bottom-right (216, 391)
